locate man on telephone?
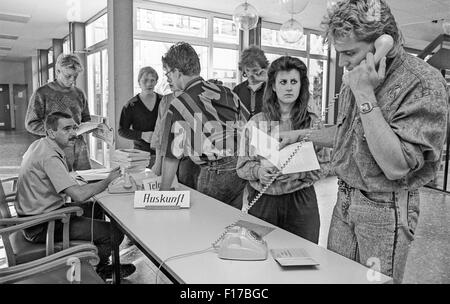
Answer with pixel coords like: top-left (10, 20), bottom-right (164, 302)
top-left (280, 0), bottom-right (448, 283)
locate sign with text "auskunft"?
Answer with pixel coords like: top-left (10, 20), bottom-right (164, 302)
top-left (133, 191), bottom-right (190, 209)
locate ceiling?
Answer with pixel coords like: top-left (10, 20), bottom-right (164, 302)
top-left (0, 0), bottom-right (449, 61)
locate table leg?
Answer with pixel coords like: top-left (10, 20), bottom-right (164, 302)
top-left (110, 219), bottom-right (121, 284)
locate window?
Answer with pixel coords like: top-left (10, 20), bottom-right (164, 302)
top-left (63, 35), bottom-right (71, 54)
top-left (48, 48), bottom-right (54, 82)
top-left (310, 33), bottom-right (328, 56)
top-left (134, 40), bottom-right (208, 95)
top-left (262, 28), bottom-right (306, 51)
top-left (87, 49), bottom-right (109, 165)
top-left (309, 59), bottom-right (328, 119)
top-left (134, 3), bottom-right (239, 90)
top-left (212, 48), bottom-right (238, 88)
top-left (262, 22), bottom-right (330, 120)
top-left (213, 18), bottom-right (238, 44)
top-left (85, 11), bottom-right (109, 166)
top-left (136, 8), bottom-right (207, 38)
top-left (86, 13), bottom-right (108, 48)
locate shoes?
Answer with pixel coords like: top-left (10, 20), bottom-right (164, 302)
top-left (96, 263), bottom-right (136, 281)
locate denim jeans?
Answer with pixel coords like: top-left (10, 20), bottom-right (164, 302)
top-left (327, 180), bottom-right (420, 283)
top-left (23, 201), bottom-right (123, 266)
top-left (196, 156), bottom-right (246, 209)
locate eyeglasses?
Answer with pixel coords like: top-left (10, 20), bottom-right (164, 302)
top-left (164, 68), bottom-right (175, 78)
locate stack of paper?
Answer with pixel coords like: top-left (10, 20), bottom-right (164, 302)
top-left (111, 148), bottom-right (150, 171)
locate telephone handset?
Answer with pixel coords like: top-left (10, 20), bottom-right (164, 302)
top-left (342, 34), bottom-right (394, 85)
top-left (214, 141), bottom-right (305, 261)
top-left (373, 34), bottom-right (394, 64)
top-left (217, 226), bottom-right (268, 260)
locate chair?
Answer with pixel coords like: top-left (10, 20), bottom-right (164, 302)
top-left (0, 176), bottom-right (87, 266)
top-left (0, 243), bottom-right (104, 284)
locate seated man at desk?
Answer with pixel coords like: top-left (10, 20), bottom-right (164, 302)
top-left (16, 111), bottom-right (136, 281)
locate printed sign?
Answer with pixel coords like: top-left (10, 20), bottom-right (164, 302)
top-left (134, 191), bottom-right (190, 209)
top-left (142, 175), bottom-right (178, 191)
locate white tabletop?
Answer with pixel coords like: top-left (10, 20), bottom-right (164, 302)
top-left (96, 186), bottom-right (392, 284)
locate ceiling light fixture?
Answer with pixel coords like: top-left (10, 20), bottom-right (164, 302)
top-left (279, 0), bottom-right (309, 44)
top-left (278, 0), bottom-right (310, 14)
top-left (280, 17), bottom-right (304, 43)
top-left (443, 20), bottom-right (450, 35)
top-left (232, 0), bottom-right (259, 31)
top-left (0, 34), bottom-right (19, 40)
top-left (0, 11), bottom-right (31, 23)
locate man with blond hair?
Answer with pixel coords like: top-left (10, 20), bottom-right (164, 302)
top-left (25, 53), bottom-right (92, 171)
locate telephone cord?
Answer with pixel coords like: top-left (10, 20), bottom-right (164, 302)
top-left (211, 140), bottom-right (306, 249)
top-left (155, 246), bottom-right (214, 284)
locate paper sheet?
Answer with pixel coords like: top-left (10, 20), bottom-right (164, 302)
top-left (76, 122), bottom-right (100, 136)
top-left (249, 126), bottom-right (320, 174)
top-left (75, 168), bottom-right (113, 181)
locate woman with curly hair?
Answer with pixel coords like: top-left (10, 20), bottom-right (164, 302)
top-left (236, 56), bottom-right (326, 243)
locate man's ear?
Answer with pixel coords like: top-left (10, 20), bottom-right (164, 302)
top-left (47, 128), bottom-right (56, 139)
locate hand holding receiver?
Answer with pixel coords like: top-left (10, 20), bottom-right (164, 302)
top-left (343, 34), bottom-right (393, 88)
top-left (252, 69), bottom-right (268, 83)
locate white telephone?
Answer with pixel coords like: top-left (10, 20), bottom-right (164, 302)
top-left (214, 140), bottom-right (305, 261)
top-left (217, 226), bottom-right (268, 261)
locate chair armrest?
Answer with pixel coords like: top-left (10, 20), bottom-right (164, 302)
top-left (2, 176), bottom-right (18, 200)
top-left (1, 176), bottom-right (18, 184)
top-left (0, 246), bottom-right (101, 284)
top-left (0, 214), bottom-right (69, 234)
top-left (0, 206), bottom-right (83, 227)
top-left (0, 243), bottom-right (99, 276)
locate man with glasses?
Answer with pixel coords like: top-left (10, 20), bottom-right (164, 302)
top-left (159, 42), bottom-right (247, 209)
top-left (25, 53), bottom-right (92, 171)
top-left (233, 46), bottom-right (269, 119)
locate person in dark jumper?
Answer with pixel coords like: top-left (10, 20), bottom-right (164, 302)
top-left (118, 66), bottom-right (162, 167)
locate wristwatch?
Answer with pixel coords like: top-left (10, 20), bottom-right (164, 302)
top-left (359, 102), bottom-right (378, 114)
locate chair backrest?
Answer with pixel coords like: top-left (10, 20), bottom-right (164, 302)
top-left (0, 179), bottom-right (12, 219)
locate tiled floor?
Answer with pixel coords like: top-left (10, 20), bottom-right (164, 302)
top-left (1, 130), bottom-right (449, 284)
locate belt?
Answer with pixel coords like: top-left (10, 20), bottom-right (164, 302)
top-left (201, 156), bottom-right (235, 167)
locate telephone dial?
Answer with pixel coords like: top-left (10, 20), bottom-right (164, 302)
top-left (217, 226), bottom-right (268, 261)
top-left (215, 140), bottom-right (306, 261)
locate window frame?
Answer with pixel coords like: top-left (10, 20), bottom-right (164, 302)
top-left (133, 0), bottom-right (240, 87)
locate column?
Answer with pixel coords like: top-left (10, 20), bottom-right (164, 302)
top-left (107, 0), bottom-right (134, 150)
top-left (69, 22), bottom-right (87, 94)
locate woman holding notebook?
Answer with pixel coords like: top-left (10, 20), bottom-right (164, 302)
top-left (236, 56), bottom-right (327, 243)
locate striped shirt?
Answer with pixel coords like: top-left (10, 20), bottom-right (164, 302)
top-left (161, 77), bottom-right (247, 164)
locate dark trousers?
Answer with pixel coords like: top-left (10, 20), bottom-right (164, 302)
top-left (23, 201), bottom-right (123, 266)
top-left (177, 157), bottom-right (201, 189)
top-left (247, 184), bottom-right (320, 243)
